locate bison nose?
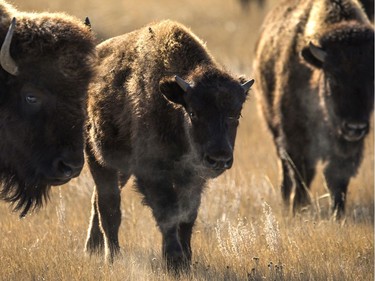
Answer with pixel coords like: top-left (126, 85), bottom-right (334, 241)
top-left (342, 121), bottom-right (369, 142)
top-left (204, 154), bottom-right (233, 170)
top-left (53, 157), bottom-right (83, 179)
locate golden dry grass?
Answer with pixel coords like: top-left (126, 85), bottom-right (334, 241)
top-left (0, 0), bottom-right (373, 280)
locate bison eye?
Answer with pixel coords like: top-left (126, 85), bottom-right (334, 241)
top-left (229, 113), bottom-right (242, 120)
top-left (189, 111), bottom-right (197, 120)
top-left (26, 95), bottom-right (39, 104)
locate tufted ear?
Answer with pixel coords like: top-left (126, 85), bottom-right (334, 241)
top-left (159, 76), bottom-right (187, 106)
top-left (301, 42), bottom-right (326, 69)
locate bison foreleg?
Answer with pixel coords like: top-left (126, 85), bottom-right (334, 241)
top-left (323, 161), bottom-right (351, 220)
top-left (136, 176), bottom-right (190, 272)
top-left (178, 219), bottom-right (196, 263)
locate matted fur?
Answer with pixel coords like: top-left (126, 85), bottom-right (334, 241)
top-left (0, 1), bottom-right (95, 217)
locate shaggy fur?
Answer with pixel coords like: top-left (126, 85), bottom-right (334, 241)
top-left (85, 20), bottom-right (252, 270)
top-left (0, 1), bottom-right (95, 217)
top-left (253, 0), bottom-right (374, 219)
top-left (359, 0), bottom-right (374, 20)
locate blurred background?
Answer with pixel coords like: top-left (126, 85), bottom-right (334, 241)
top-left (11, 0), bottom-right (275, 75)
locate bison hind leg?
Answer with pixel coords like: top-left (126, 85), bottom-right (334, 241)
top-left (85, 191), bottom-right (105, 255)
top-left (85, 148), bottom-right (124, 262)
top-left (279, 149), bottom-right (317, 215)
top-left (279, 158), bottom-right (294, 206)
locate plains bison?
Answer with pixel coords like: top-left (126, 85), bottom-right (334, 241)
top-left (253, 0), bottom-right (374, 219)
top-left (85, 20), bottom-right (253, 270)
top-left (0, 1), bottom-right (95, 217)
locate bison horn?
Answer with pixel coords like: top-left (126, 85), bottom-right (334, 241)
top-left (0, 17), bottom-right (18, 76)
top-left (84, 17), bottom-right (91, 29)
top-left (241, 79), bottom-right (255, 93)
top-left (309, 42), bottom-right (327, 63)
top-left (175, 75), bottom-right (191, 92)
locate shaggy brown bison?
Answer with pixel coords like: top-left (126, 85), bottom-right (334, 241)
top-left (85, 20), bottom-right (253, 270)
top-left (254, 0), bottom-right (374, 219)
top-left (0, 1), bottom-right (95, 217)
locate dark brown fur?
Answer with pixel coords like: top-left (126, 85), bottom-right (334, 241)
top-left (359, 0), bottom-right (374, 20)
top-left (0, 1), bottom-right (95, 217)
top-left (254, 0), bottom-right (374, 219)
top-left (85, 20), bottom-right (252, 270)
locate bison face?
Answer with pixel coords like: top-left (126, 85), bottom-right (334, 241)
top-left (160, 73), bottom-right (253, 176)
top-left (302, 37), bottom-right (374, 142)
top-left (0, 64), bottom-right (90, 216)
top-left (0, 18), bottom-right (94, 216)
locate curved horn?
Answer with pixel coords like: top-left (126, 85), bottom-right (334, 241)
top-left (0, 17), bottom-right (18, 76)
top-left (241, 79), bottom-right (254, 93)
top-left (174, 75), bottom-right (191, 92)
top-left (84, 17), bottom-right (91, 30)
top-left (309, 42), bottom-right (327, 63)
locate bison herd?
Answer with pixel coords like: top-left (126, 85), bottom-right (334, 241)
top-left (0, 0), bottom-right (373, 272)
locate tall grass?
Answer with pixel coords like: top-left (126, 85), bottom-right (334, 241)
top-left (0, 0), bottom-right (373, 280)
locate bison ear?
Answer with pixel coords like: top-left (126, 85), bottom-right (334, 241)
top-left (301, 42), bottom-right (326, 69)
top-left (159, 77), bottom-right (187, 106)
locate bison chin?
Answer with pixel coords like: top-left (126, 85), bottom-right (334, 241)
top-left (0, 173), bottom-right (51, 218)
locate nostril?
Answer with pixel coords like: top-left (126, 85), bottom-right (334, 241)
top-left (204, 154), bottom-right (233, 170)
top-left (224, 157), bottom-right (234, 169)
top-left (58, 161), bottom-right (73, 178)
top-left (53, 157), bottom-right (82, 179)
top-left (204, 155), bottom-right (218, 168)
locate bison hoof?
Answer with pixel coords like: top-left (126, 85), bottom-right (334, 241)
top-left (164, 250), bottom-right (191, 273)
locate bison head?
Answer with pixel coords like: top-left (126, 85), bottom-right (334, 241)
top-left (0, 17), bottom-right (95, 216)
top-left (302, 25), bottom-right (374, 142)
top-left (160, 68), bottom-right (253, 176)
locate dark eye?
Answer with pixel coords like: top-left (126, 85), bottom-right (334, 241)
top-left (189, 111), bottom-right (197, 120)
top-left (229, 113), bottom-right (242, 120)
top-left (26, 95), bottom-right (39, 104)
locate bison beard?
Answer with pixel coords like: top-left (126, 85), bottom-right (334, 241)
top-left (85, 20), bottom-right (253, 271)
top-left (0, 172), bottom-right (50, 218)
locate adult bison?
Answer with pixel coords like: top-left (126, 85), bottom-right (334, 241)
top-left (85, 20), bottom-right (253, 270)
top-left (0, 1), bottom-right (95, 217)
top-left (254, 0), bottom-right (374, 219)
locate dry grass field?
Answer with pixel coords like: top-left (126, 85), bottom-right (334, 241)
top-left (0, 0), bottom-right (373, 280)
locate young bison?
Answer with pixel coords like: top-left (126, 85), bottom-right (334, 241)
top-left (0, 1), bottom-right (95, 217)
top-left (85, 20), bottom-right (253, 270)
top-left (253, 0), bottom-right (374, 219)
